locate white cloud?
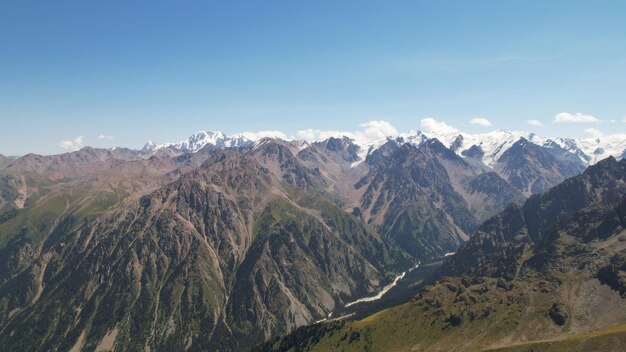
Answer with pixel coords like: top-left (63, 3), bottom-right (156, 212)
top-left (527, 119), bottom-right (543, 127)
top-left (584, 128), bottom-right (603, 138)
top-left (469, 117), bottom-right (492, 127)
top-left (296, 120), bottom-right (399, 146)
top-left (553, 112), bottom-right (599, 123)
top-left (238, 130), bottom-right (289, 141)
top-left (58, 136), bottom-right (84, 151)
top-left (419, 118), bottom-right (459, 135)
top-left (97, 134), bottom-right (114, 140)
top-left (359, 120), bottom-right (398, 140)
top-left (297, 129), bottom-right (351, 141)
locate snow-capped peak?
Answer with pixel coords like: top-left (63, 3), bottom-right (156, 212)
top-left (143, 126), bottom-right (625, 168)
top-left (143, 131), bottom-right (253, 153)
top-left (142, 140), bottom-right (158, 151)
top-left (560, 134), bottom-right (626, 165)
top-left (371, 128), bottom-right (625, 168)
top-left (382, 129), bottom-right (534, 167)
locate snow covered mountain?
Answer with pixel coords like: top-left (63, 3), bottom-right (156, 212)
top-left (143, 128), bottom-right (626, 168)
top-left (387, 130), bottom-right (625, 169)
top-left (142, 131), bottom-right (253, 153)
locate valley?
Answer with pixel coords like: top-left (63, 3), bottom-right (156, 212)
top-left (4, 3), bottom-right (625, 351)
top-left (259, 157), bottom-right (626, 351)
top-left (0, 130), bottom-right (624, 351)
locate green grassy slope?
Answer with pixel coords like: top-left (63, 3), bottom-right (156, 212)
top-left (486, 323), bottom-right (626, 352)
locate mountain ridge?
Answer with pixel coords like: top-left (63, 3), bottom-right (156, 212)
top-left (0, 151), bottom-right (412, 351)
top-left (258, 157), bottom-right (626, 352)
top-left (138, 128), bottom-right (626, 169)
top-left (1, 129), bottom-right (624, 351)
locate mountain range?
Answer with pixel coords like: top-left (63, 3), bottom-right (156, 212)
top-left (0, 126), bottom-right (625, 351)
top-left (260, 157), bottom-right (626, 351)
top-left (141, 127), bottom-right (626, 199)
top-left (142, 127), bottom-right (626, 169)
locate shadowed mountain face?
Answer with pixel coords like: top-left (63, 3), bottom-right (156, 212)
top-left (449, 157), bottom-right (626, 277)
top-left (355, 142), bottom-right (477, 257)
top-left (260, 158), bottom-right (626, 352)
top-left (353, 140), bottom-right (524, 259)
top-left (242, 137), bottom-right (527, 260)
top-left (493, 138), bottom-right (586, 196)
top-left (0, 136), bottom-right (595, 351)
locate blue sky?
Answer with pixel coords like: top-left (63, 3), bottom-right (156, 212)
top-left (1, 1), bottom-right (625, 155)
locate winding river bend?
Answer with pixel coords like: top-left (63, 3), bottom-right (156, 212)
top-left (316, 262), bottom-right (423, 323)
top-left (316, 251), bottom-right (457, 323)
top-left (344, 262), bottom-right (420, 308)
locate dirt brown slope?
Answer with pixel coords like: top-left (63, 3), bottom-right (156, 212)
top-left (0, 153), bottom-right (410, 351)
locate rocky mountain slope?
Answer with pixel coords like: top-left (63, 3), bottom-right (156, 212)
top-left (0, 127), bottom-right (619, 351)
top-left (492, 138), bottom-right (585, 195)
top-left (347, 139), bottom-right (524, 258)
top-left (0, 154), bottom-right (11, 170)
top-left (142, 127), bottom-right (599, 202)
top-left (0, 152), bottom-right (410, 351)
top-left (260, 157), bottom-right (626, 351)
top-left (244, 137), bottom-right (525, 259)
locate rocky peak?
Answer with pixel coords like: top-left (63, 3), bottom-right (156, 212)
top-left (462, 145), bottom-right (485, 159)
top-left (450, 134), bottom-right (464, 152)
top-left (316, 137), bottom-right (360, 162)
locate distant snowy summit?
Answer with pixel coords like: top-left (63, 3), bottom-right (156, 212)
top-left (400, 129), bottom-right (626, 167)
top-left (143, 128), bottom-right (626, 167)
top-left (142, 131), bottom-right (252, 153)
